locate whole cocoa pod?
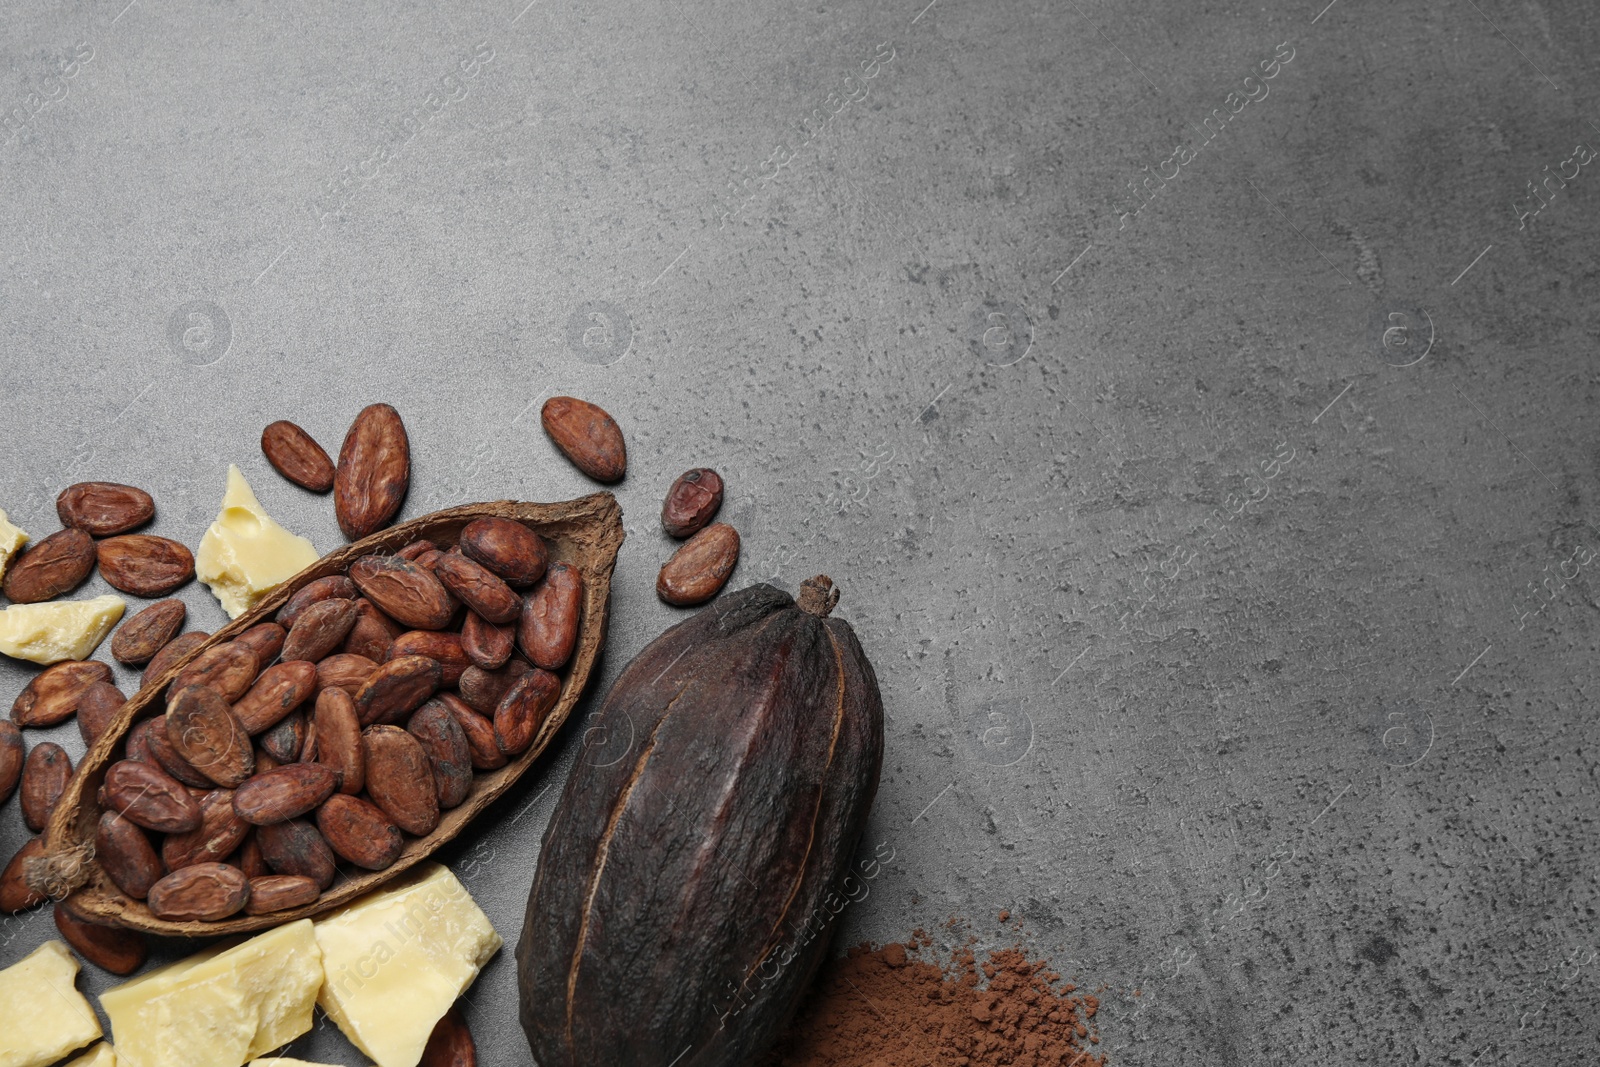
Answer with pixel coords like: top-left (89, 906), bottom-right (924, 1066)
top-left (516, 576), bottom-right (883, 1067)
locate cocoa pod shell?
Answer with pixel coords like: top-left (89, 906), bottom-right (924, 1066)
top-left (388, 630), bottom-right (470, 687)
top-left (260, 709), bottom-right (307, 763)
top-left (661, 468), bottom-right (724, 538)
top-left (262, 420), bottom-right (336, 493)
top-left (517, 577), bottom-right (883, 1067)
top-left (458, 659), bottom-right (530, 717)
top-left (493, 667), bottom-right (560, 756)
top-left (166, 685), bottom-right (255, 787)
top-left (244, 873), bottom-right (322, 914)
top-left (316, 792), bottom-right (404, 870)
top-left (96, 811), bottom-right (163, 899)
top-left (97, 534), bottom-right (195, 596)
top-left (408, 699), bottom-right (473, 809)
top-left (234, 622), bottom-right (287, 666)
top-left (161, 789), bottom-right (250, 870)
top-left (170, 641), bottom-right (261, 703)
top-left (20, 741), bottom-right (72, 832)
top-left (233, 660), bottom-right (318, 734)
top-left (281, 597), bottom-right (361, 663)
top-left (422, 1007), bottom-right (477, 1067)
top-left (147, 863), bottom-right (251, 922)
top-left (461, 611), bottom-right (514, 670)
top-left (316, 653), bottom-right (378, 700)
top-left (0, 722), bottom-right (21, 805)
top-left (459, 517), bottom-right (548, 587)
top-left (519, 562), bottom-right (583, 671)
top-left (256, 818), bottom-right (337, 889)
top-left (57, 481), bottom-right (155, 536)
top-left (314, 688), bottom-right (364, 794)
top-left (434, 549), bottom-right (522, 625)
top-left (1, 837), bottom-right (48, 913)
top-left (2, 528), bottom-right (95, 603)
top-left (141, 631), bottom-right (209, 689)
top-left (541, 396), bottom-right (626, 482)
top-left (349, 555), bottom-right (456, 630)
top-left (103, 758), bottom-right (203, 833)
top-left (342, 598), bottom-right (404, 661)
top-left (363, 725), bottom-right (440, 836)
top-left (355, 654), bottom-right (442, 727)
top-left (656, 522), bottom-right (740, 606)
top-left (234, 763), bottom-right (339, 825)
top-left (12, 660), bottom-right (113, 728)
top-left (111, 598), bottom-right (187, 665)
top-left (55, 901), bottom-right (149, 974)
top-left (77, 681), bottom-right (126, 747)
top-left (438, 693), bottom-right (506, 771)
top-left (335, 403), bottom-right (411, 539)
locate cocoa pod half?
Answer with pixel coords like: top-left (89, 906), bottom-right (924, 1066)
top-left (517, 576), bottom-right (883, 1067)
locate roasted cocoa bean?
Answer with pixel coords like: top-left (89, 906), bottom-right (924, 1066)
top-left (170, 641), bottom-right (261, 704)
top-left (147, 863), bottom-right (251, 922)
top-left (661, 467), bottom-right (724, 538)
top-left (349, 555), bottom-right (456, 630)
top-left (253, 750), bottom-right (280, 774)
top-left (1, 837), bottom-right (48, 913)
top-left (2, 528), bottom-right (96, 602)
top-left (103, 759), bottom-right (203, 833)
top-left (161, 789), bottom-right (250, 870)
top-left (233, 763), bottom-right (339, 825)
top-left (421, 1007), bottom-right (477, 1067)
top-left (146, 713), bottom-right (218, 789)
top-left (656, 522), bottom-right (740, 606)
top-left (261, 420), bottom-right (336, 493)
top-left (141, 631), bottom-right (209, 689)
top-left (439, 693), bottom-right (507, 771)
top-left (0, 722), bottom-right (20, 805)
top-left (20, 742), bottom-right (71, 832)
top-left (256, 818), bottom-right (337, 889)
top-left (355, 654), bottom-right (442, 727)
top-left (96, 534), bottom-right (196, 596)
top-left (316, 653), bottom-right (377, 700)
top-left (233, 660), bottom-right (318, 734)
top-left (363, 725), bottom-right (441, 836)
top-left (12, 660), bottom-right (113, 728)
top-left (55, 901), bottom-right (149, 974)
top-left (408, 699), bottom-right (473, 809)
top-left (414, 548), bottom-right (445, 571)
top-left (124, 718), bottom-right (157, 764)
top-left (95, 811), bottom-right (163, 899)
top-left (341, 597), bottom-right (403, 661)
top-left (234, 622), bottom-right (287, 666)
top-left (260, 709), bottom-right (307, 763)
top-left (277, 575), bottom-right (359, 629)
top-left (281, 598), bottom-right (360, 663)
top-left (494, 668), bottom-right (561, 756)
top-left (235, 834), bottom-right (271, 879)
top-left (56, 481), bottom-right (155, 536)
top-left (461, 610), bottom-right (515, 670)
top-left (397, 539), bottom-right (438, 561)
top-left (458, 659), bottom-right (530, 716)
top-left (541, 396), bottom-right (627, 483)
top-left (519, 562), bottom-right (583, 671)
top-left (111, 598), bottom-right (187, 665)
top-left (388, 630), bottom-right (470, 686)
top-left (166, 685), bottom-right (254, 788)
top-left (314, 688), bottom-right (364, 794)
top-left (76, 680), bottom-right (125, 747)
top-left (434, 549), bottom-right (522, 625)
top-left (316, 793), bottom-right (404, 870)
top-left (244, 873), bottom-right (322, 914)
top-left (334, 403), bottom-right (411, 539)
top-left (459, 517), bottom-right (549, 587)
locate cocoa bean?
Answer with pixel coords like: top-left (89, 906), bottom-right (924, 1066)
top-left (235, 834), bottom-right (271, 879)
top-left (147, 863), bottom-right (251, 921)
top-left (0, 722), bottom-right (20, 805)
top-left (166, 685), bottom-right (254, 788)
top-left (408, 699), bottom-right (473, 809)
top-left (20, 742), bottom-right (71, 832)
top-left (124, 718), bottom-right (157, 764)
top-left (253, 750), bottom-right (280, 774)
top-left (438, 693), bottom-right (507, 771)
top-left (541, 396), bottom-right (626, 483)
top-left (355, 654), bottom-right (442, 727)
top-left (281, 598), bottom-right (361, 663)
top-left (233, 660), bottom-right (318, 734)
top-left (54, 902), bottom-right (148, 974)
top-left (434, 549), bottom-right (521, 625)
top-left (459, 517), bottom-right (549, 588)
top-left (146, 714), bottom-right (215, 788)
top-left (421, 1007), bottom-right (477, 1067)
top-left (334, 403), bottom-right (411, 539)
top-left (314, 688), bottom-right (364, 794)
top-left (414, 548), bottom-right (445, 571)
top-left (12, 660), bottom-right (113, 728)
top-left (96, 811), bottom-right (163, 899)
top-left (349, 555), bottom-right (456, 630)
top-left (494, 667), bottom-right (561, 756)
top-left (519, 562), bottom-right (583, 671)
top-left (341, 598), bottom-right (403, 661)
top-left (1, 837), bottom-right (48, 913)
top-left (461, 610), bottom-right (514, 670)
top-left (103, 759), bottom-right (203, 833)
top-left (170, 641), bottom-right (261, 703)
top-left (56, 481), bottom-right (155, 536)
top-left (233, 763), bottom-right (338, 825)
top-left (244, 873), bottom-right (322, 914)
top-left (96, 534), bottom-right (195, 596)
top-left (277, 575), bottom-right (358, 629)
top-left (161, 789), bottom-right (249, 870)
top-left (256, 818), bottom-right (336, 889)
top-left (261, 420), bottom-right (336, 493)
top-left (141, 631), bottom-right (209, 689)
top-left (661, 467), bottom-right (724, 538)
top-left (388, 630), bottom-right (470, 686)
top-left (76, 680), bottom-right (126, 747)
top-left (363, 725), bottom-right (440, 836)
top-left (2, 528), bottom-right (96, 602)
top-left (316, 653), bottom-right (378, 699)
top-left (235, 622), bottom-right (287, 666)
top-left (397, 539), bottom-right (438, 561)
top-left (260, 709), bottom-right (306, 763)
top-left (656, 522), bottom-right (740, 606)
top-left (458, 659), bottom-right (530, 716)
top-left (111, 598), bottom-right (187, 665)
top-left (316, 793), bottom-right (404, 870)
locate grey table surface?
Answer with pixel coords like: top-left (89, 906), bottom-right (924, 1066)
top-left (3, 0), bottom-right (1599, 1063)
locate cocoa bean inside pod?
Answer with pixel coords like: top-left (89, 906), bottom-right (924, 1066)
top-left (518, 562), bottom-right (583, 671)
top-left (458, 517), bottom-right (548, 587)
top-left (355, 654), bottom-right (443, 727)
top-left (256, 818), bottom-right (337, 889)
top-left (387, 630), bottom-right (471, 687)
top-left (141, 631), bottom-right (210, 690)
top-left (166, 685), bottom-right (255, 788)
top-left (362, 725), bottom-right (440, 836)
top-left (349, 555), bottom-right (456, 631)
top-left (234, 622), bottom-right (288, 667)
top-left (103, 759), bottom-right (204, 833)
top-left (280, 598), bottom-right (361, 663)
top-left (96, 811), bottom-right (162, 900)
top-left (169, 641), bottom-right (262, 705)
top-left (244, 873), bottom-right (322, 915)
top-left (316, 792), bottom-right (404, 871)
top-left (278, 574), bottom-right (359, 629)
top-left (433, 548), bottom-right (522, 625)
top-left (313, 688), bottom-right (364, 795)
top-left (161, 789), bottom-right (250, 871)
top-left (233, 660), bottom-right (318, 735)
top-left (233, 763), bottom-right (339, 826)
top-left (461, 610), bottom-right (515, 671)
top-left (342, 598), bottom-right (404, 662)
top-left (147, 862), bottom-right (251, 922)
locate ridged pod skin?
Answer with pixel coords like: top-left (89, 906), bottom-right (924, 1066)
top-left (517, 576), bottom-right (882, 1067)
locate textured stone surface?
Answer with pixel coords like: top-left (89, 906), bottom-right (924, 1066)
top-left (3, 0), bottom-right (1598, 1063)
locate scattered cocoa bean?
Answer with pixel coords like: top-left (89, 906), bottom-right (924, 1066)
top-left (421, 1007), bottom-right (477, 1067)
top-left (0, 722), bottom-right (20, 805)
top-left (334, 403), bottom-right (411, 539)
top-left (541, 396), bottom-right (626, 482)
top-left (2, 528), bottom-right (96, 602)
top-left (111, 598), bottom-right (187, 665)
top-left (661, 468), bottom-right (724, 538)
top-left (656, 522), bottom-right (740, 606)
top-left (1, 837), bottom-right (48, 913)
top-left (96, 534), bottom-right (195, 596)
top-left (56, 481), bottom-right (155, 536)
top-left (12, 660), bottom-right (113, 728)
top-left (261, 420), bottom-right (336, 493)
top-left (55, 901), bottom-right (148, 974)
top-left (459, 517), bottom-right (549, 587)
top-left (20, 742), bottom-right (71, 832)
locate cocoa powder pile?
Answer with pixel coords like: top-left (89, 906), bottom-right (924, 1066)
top-left (760, 929), bottom-right (1104, 1067)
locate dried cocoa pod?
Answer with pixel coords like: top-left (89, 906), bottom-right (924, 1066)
top-left (316, 793), bottom-right (404, 870)
top-left (260, 709), bottom-right (307, 763)
top-left (435, 693), bottom-right (506, 771)
top-left (388, 630), bottom-right (471, 686)
top-left (147, 863), bottom-right (251, 921)
top-left (76, 680), bottom-right (125, 747)
top-left (234, 622), bottom-right (287, 666)
top-left (519, 562), bottom-right (583, 671)
top-left (262, 420), bottom-right (336, 493)
top-left (57, 481), bottom-right (156, 536)
top-left (96, 811), bottom-right (163, 899)
top-left (282, 598), bottom-right (361, 663)
top-left (1, 837), bottom-right (48, 913)
top-left (342, 597), bottom-right (404, 661)
top-left (96, 534), bottom-right (196, 596)
top-left (162, 789), bottom-right (250, 870)
top-left (363, 725), bottom-right (440, 836)
top-left (123, 718), bottom-right (157, 764)
top-left (314, 688), bottom-right (364, 795)
top-left (541, 396), bottom-right (627, 483)
top-left (461, 611), bottom-right (515, 670)
top-left (103, 758), bottom-right (204, 833)
top-left (408, 699), bottom-right (473, 809)
top-left (21, 742), bottom-right (71, 832)
top-left (112, 598), bottom-right (187, 665)
top-left (458, 659), bottom-right (530, 716)
top-left (422, 1007), bottom-right (477, 1067)
top-left (256, 818), bottom-right (337, 889)
top-left (349, 555), bottom-right (456, 630)
top-left (234, 763), bottom-right (339, 825)
top-left (517, 576), bottom-right (883, 1067)
top-left (2, 528), bottom-right (96, 602)
top-left (316, 653), bottom-right (378, 700)
top-left (355, 654), bottom-right (442, 727)
top-left (459, 517), bottom-right (549, 587)
top-left (434, 549), bottom-right (522, 625)
top-left (662, 468), bottom-right (724, 538)
top-left (335, 403), bottom-right (411, 539)
top-left (235, 834), bottom-right (271, 879)
top-left (170, 641), bottom-right (261, 704)
top-left (493, 668), bottom-right (560, 756)
top-left (12, 660), bottom-right (113, 728)
top-left (656, 522), bottom-right (740, 606)
top-left (55, 901), bottom-right (149, 974)
top-left (233, 660), bottom-right (318, 734)
top-left (166, 685), bottom-right (255, 788)
top-left (0, 722), bottom-right (21, 805)
top-left (278, 575), bottom-right (359, 629)
top-left (141, 631), bottom-right (209, 689)
top-left (244, 873), bottom-right (322, 914)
